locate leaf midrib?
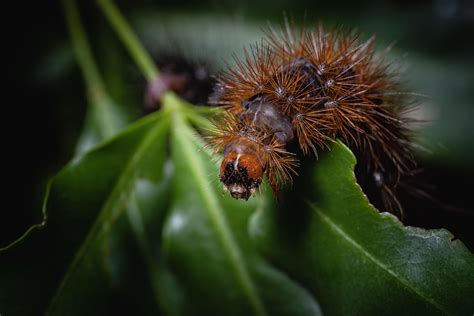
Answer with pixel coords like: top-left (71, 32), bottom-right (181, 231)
top-left (312, 205), bottom-right (449, 315)
top-left (173, 112), bottom-right (267, 316)
top-left (126, 193), bottom-right (163, 305)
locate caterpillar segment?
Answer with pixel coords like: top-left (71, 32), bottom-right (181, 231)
top-left (209, 24), bottom-right (417, 215)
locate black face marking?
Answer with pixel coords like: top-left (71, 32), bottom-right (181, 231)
top-left (221, 161), bottom-right (261, 200)
top-left (221, 162), bottom-right (260, 189)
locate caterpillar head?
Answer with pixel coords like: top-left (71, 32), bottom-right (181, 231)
top-left (220, 150), bottom-right (263, 200)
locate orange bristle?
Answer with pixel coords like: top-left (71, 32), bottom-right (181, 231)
top-left (208, 21), bottom-right (418, 216)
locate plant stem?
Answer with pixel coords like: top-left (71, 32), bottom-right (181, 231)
top-left (96, 0), bottom-right (159, 81)
top-left (62, 0), bottom-right (107, 102)
top-left (63, 0), bottom-right (121, 142)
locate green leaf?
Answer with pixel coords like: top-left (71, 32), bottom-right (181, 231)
top-left (162, 110), bottom-right (322, 316)
top-left (3, 94), bottom-right (472, 315)
top-left (45, 108), bottom-right (170, 315)
top-left (1, 94), bottom-right (322, 316)
top-left (251, 141), bottom-right (474, 315)
top-left (0, 109), bottom-right (170, 315)
top-left (75, 95), bottom-right (130, 154)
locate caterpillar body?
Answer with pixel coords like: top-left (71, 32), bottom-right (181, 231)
top-left (209, 23), bottom-right (417, 215)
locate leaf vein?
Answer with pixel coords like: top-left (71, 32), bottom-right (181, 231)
top-left (312, 205), bottom-right (449, 315)
top-left (173, 112), bottom-right (267, 316)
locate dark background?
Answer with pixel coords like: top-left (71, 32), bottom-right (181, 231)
top-left (4, 0), bottom-right (474, 249)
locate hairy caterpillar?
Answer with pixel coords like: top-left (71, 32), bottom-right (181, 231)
top-left (209, 22), bottom-right (417, 216)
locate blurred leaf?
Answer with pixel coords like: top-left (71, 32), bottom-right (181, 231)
top-left (0, 109), bottom-right (169, 315)
top-left (133, 13), bottom-right (264, 71)
top-left (75, 95), bottom-right (130, 154)
top-left (45, 106), bottom-right (170, 315)
top-left (251, 141), bottom-right (474, 315)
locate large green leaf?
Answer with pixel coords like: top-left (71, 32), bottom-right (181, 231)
top-left (45, 107), bottom-right (170, 315)
top-left (251, 141), bottom-right (474, 315)
top-left (160, 109), bottom-right (322, 316)
top-left (47, 96), bottom-right (323, 315)
top-left (0, 108), bottom-right (169, 315)
top-left (1, 94), bottom-right (322, 315)
top-left (2, 93), bottom-right (472, 315)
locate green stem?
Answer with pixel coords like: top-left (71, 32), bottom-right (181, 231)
top-left (96, 0), bottom-right (159, 81)
top-left (63, 0), bottom-right (121, 141)
top-left (62, 0), bottom-right (107, 102)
